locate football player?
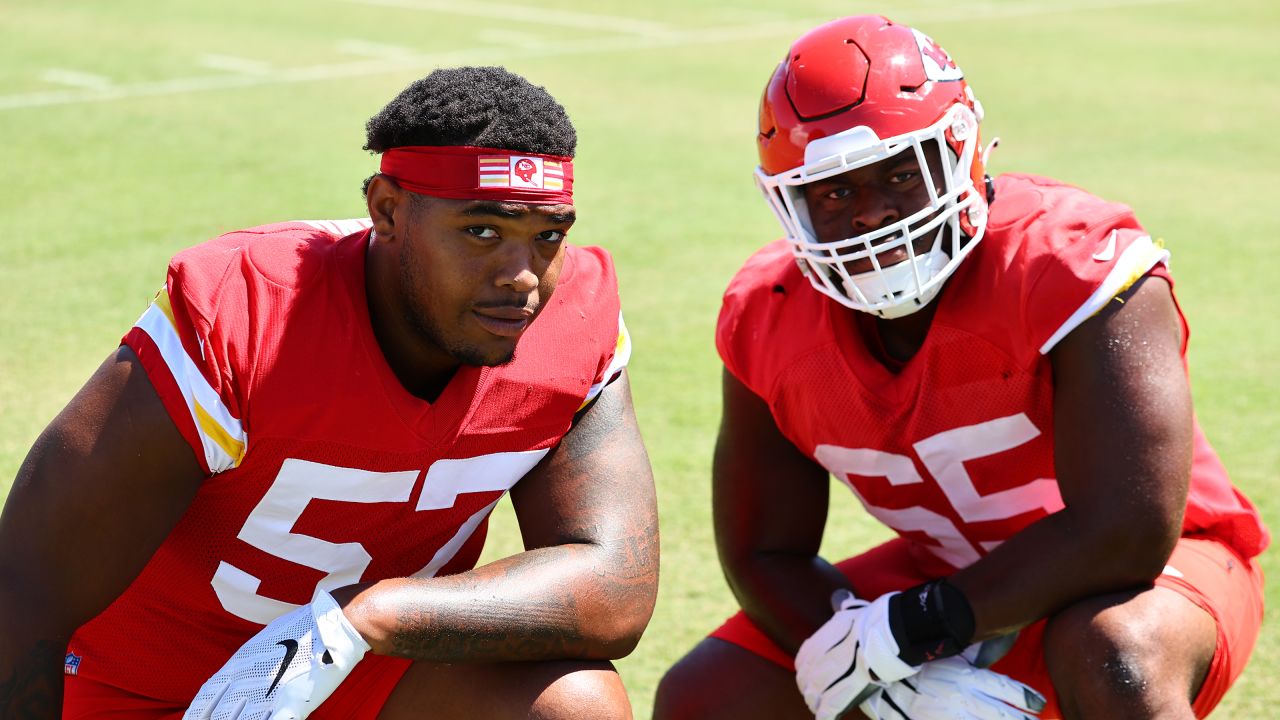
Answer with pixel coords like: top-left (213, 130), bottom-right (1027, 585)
top-left (654, 15), bottom-right (1266, 720)
top-left (0, 66), bottom-right (658, 719)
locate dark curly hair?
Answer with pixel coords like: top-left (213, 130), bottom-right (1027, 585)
top-left (362, 66), bottom-right (576, 196)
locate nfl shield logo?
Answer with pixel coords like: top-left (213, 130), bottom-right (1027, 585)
top-left (64, 652), bottom-right (83, 676)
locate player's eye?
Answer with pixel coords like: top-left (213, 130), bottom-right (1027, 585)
top-left (889, 170), bottom-right (920, 184)
top-left (535, 230), bottom-right (566, 244)
top-left (464, 226), bottom-right (500, 240)
top-left (824, 186), bottom-right (854, 201)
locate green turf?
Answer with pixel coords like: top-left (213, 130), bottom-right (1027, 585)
top-left (2, 0), bottom-right (1276, 716)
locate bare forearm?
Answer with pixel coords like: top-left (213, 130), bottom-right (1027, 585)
top-left (0, 623), bottom-right (66, 719)
top-left (725, 553), bottom-right (851, 654)
top-left (950, 506), bottom-right (1180, 641)
top-left (339, 537), bottom-right (656, 663)
top-left (955, 278), bottom-right (1193, 639)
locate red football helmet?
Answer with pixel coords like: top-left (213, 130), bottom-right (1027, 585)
top-left (755, 15), bottom-right (993, 318)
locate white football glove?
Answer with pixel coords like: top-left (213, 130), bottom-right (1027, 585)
top-left (859, 655), bottom-right (1046, 720)
top-left (795, 591), bottom-right (919, 720)
top-left (184, 588), bottom-right (371, 720)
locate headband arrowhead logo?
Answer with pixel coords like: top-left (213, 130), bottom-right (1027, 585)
top-left (514, 158), bottom-right (538, 183)
top-left (509, 156), bottom-right (544, 188)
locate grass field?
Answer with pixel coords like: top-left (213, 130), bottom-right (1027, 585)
top-left (2, 0), bottom-right (1277, 716)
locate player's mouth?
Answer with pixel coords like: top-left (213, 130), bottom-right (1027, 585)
top-left (472, 306), bottom-right (535, 338)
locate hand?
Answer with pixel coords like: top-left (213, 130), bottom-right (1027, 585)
top-left (859, 655), bottom-right (1046, 720)
top-left (184, 588), bottom-right (371, 720)
top-left (795, 591), bottom-right (919, 720)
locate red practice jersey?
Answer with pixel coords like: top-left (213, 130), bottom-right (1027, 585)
top-left (717, 174), bottom-right (1268, 579)
top-left (66, 219), bottom-right (632, 703)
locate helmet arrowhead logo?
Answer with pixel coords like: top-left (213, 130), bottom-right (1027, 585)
top-left (513, 158), bottom-right (538, 183)
top-left (911, 29), bottom-right (964, 82)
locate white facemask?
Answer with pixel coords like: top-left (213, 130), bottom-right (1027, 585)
top-left (756, 104), bottom-right (990, 318)
top-left (841, 249), bottom-right (951, 319)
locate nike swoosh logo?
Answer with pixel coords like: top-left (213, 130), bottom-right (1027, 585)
top-left (265, 639), bottom-right (299, 697)
top-left (1092, 230), bottom-right (1118, 262)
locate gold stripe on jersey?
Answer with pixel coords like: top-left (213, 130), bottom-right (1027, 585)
top-left (134, 289), bottom-right (247, 473)
top-left (1039, 235), bottom-right (1170, 354)
top-left (154, 288), bottom-right (176, 327)
top-left (194, 399), bottom-right (246, 469)
top-left (580, 311), bottom-right (633, 410)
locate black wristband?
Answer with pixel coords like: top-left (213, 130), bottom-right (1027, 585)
top-left (887, 579), bottom-right (976, 666)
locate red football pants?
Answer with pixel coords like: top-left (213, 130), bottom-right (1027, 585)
top-left (709, 535), bottom-right (1263, 719)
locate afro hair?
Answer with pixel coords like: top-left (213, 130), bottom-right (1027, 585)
top-left (362, 66), bottom-right (576, 195)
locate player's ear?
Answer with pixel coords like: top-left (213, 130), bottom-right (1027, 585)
top-left (365, 174), bottom-right (405, 240)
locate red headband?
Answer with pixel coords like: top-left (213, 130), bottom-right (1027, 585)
top-left (379, 145), bottom-right (574, 205)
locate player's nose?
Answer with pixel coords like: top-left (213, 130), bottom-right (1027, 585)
top-left (493, 245), bottom-right (540, 294)
top-left (850, 191), bottom-right (900, 234)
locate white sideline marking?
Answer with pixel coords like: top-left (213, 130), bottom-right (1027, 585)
top-left (0, 0), bottom-right (1192, 113)
top-left (477, 29), bottom-right (552, 51)
top-left (338, 0), bottom-right (676, 37)
top-left (40, 69), bottom-right (113, 91)
top-left (335, 39), bottom-right (418, 58)
top-left (897, 0), bottom-right (1191, 23)
top-left (199, 54), bottom-right (272, 75)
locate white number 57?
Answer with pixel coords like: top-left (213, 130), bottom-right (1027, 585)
top-left (211, 451), bottom-right (547, 624)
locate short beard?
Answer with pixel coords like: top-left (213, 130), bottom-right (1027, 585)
top-left (396, 215), bottom-right (516, 368)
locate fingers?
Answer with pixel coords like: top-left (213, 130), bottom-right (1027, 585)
top-left (869, 658), bottom-right (1047, 720)
top-left (943, 662), bottom-right (1045, 714)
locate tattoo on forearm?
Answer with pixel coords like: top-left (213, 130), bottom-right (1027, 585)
top-left (0, 641), bottom-right (64, 718)
top-left (390, 589), bottom-right (585, 661)
top-left (386, 379), bottom-right (658, 664)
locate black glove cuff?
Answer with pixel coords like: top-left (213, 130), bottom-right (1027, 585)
top-left (887, 579), bottom-right (976, 666)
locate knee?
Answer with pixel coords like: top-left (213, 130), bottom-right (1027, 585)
top-left (1044, 597), bottom-right (1167, 716)
top-left (658, 654), bottom-right (732, 720)
top-left (531, 661), bottom-right (632, 720)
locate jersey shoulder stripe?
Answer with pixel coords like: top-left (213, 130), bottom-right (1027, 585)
top-left (1038, 234), bottom-right (1169, 354)
top-left (580, 311), bottom-right (632, 409)
top-left (297, 218), bottom-right (372, 237)
top-left (132, 288), bottom-right (246, 473)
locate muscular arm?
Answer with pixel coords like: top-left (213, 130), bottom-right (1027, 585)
top-left (950, 274), bottom-right (1193, 639)
top-left (713, 367), bottom-right (850, 655)
top-left (335, 370), bottom-right (659, 662)
top-left (0, 347), bottom-right (205, 717)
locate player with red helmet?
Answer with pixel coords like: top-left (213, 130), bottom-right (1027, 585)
top-left (656, 15), bottom-right (1265, 720)
top-left (0, 67), bottom-right (658, 719)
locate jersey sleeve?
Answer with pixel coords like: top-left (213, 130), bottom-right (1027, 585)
top-left (580, 311), bottom-right (632, 409)
top-left (569, 245), bottom-right (630, 409)
top-left (990, 177), bottom-right (1171, 357)
top-left (121, 238), bottom-right (254, 476)
top-left (1030, 228), bottom-right (1170, 354)
top-left (716, 240), bottom-right (800, 401)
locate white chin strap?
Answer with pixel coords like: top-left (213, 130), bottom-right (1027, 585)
top-left (842, 249), bottom-right (951, 319)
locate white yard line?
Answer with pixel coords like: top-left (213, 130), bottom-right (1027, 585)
top-left (199, 54), bottom-right (273, 75)
top-left (895, 0), bottom-right (1194, 23)
top-left (335, 39), bottom-right (419, 59)
top-left (338, 0), bottom-right (677, 37)
top-left (39, 69), bottom-right (113, 91)
top-left (1, 0), bottom-right (1191, 113)
top-left (476, 29), bottom-right (553, 51)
